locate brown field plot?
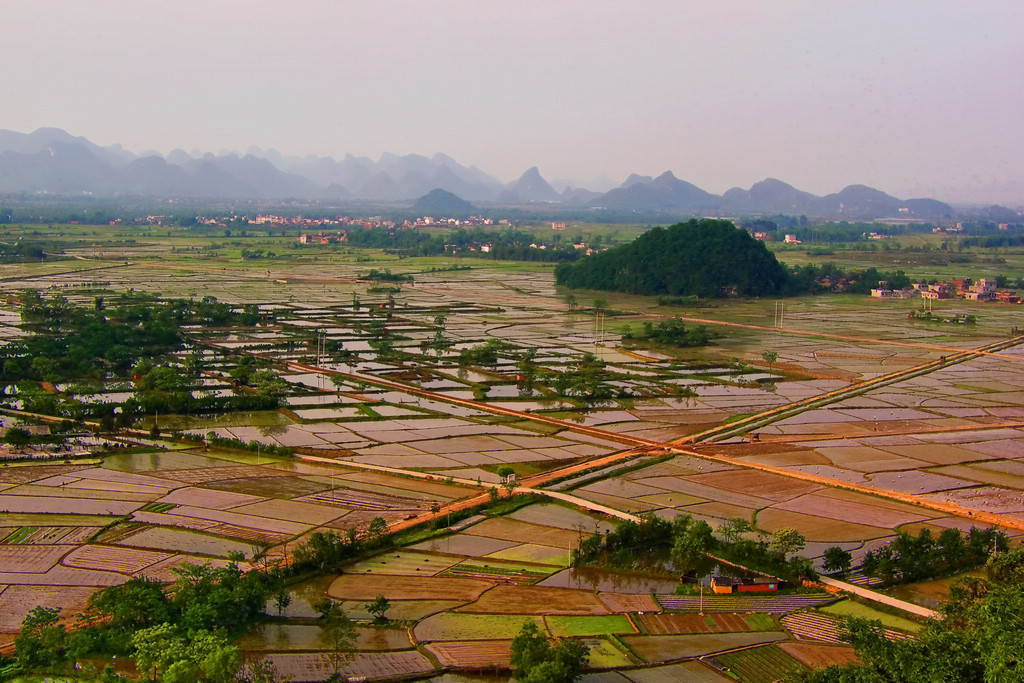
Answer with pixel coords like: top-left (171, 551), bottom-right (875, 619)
top-left (327, 573), bottom-right (493, 602)
top-left (461, 517), bottom-right (582, 548)
top-left (778, 642), bottom-right (859, 669)
top-left (623, 632), bottom-right (788, 664)
top-left (62, 545), bottom-right (171, 574)
top-left (637, 612), bottom-right (777, 635)
top-left (458, 585), bottom-right (609, 615)
top-left (425, 639), bottom-right (511, 668)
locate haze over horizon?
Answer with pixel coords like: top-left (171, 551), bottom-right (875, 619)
top-left (4, 1), bottom-right (1022, 205)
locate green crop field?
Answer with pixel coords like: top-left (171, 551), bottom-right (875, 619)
top-left (545, 614), bottom-right (636, 637)
top-left (820, 600), bottom-right (922, 633)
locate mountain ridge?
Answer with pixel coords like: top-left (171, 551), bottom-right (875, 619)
top-left (0, 127), bottom-right (979, 218)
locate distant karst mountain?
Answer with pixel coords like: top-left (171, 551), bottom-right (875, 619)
top-left (595, 171), bottom-right (720, 211)
top-left (500, 166), bottom-right (561, 203)
top-left (413, 189), bottom-right (475, 214)
top-left (0, 127), bottom-right (971, 218)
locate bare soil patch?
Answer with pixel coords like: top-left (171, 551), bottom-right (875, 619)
top-left (409, 534), bottom-right (518, 557)
top-left (3, 484), bottom-right (155, 503)
top-left (149, 465), bottom-right (293, 485)
top-left (637, 612), bottom-right (775, 635)
top-left (425, 639), bottom-right (511, 668)
top-left (924, 486), bottom-right (1024, 514)
top-left (155, 487), bottom-right (264, 510)
top-left (231, 498), bottom-right (345, 526)
top-left (778, 642), bottom-right (858, 669)
top-left (457, 585), bottom-right (608, 615)
top-left (879, 444), bottom-right (992, 466)
top-left (62, 545), bottom-right (171, 574)
top-left (635, 477), bottom-right (773, 509)
top-left (774, 493), bottom-right (933, 528)
top-left (0, 585), bottom-right (97, 631)
top-left (622, 632), bottom-right (787, 663)
top-left (115, 526), bottom-right (253, 557)
top-left (0, 545), bottom-right (70, 573)
top-left (0, 495), bottom-right (140, 516)
top-left (267, 651), bottom-right (434, 683)
top-left (756, 509), bottom-right (893, 543)
top-left (327, 573), bottom-right (492, 602)
top-left (461, 517), bottom-right (581, 549)
top-left (205, 476), bottom-right (328, 499)
top-left (164, 505), bottom-right (309, 535)
top-left (597, 592), bottom-right (660, 613)
top-left (0, 464), bottom-right (93, 486)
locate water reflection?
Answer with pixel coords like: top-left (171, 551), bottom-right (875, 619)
top-left (264, 575), bottom-right (336, 618)
top-left (538, 566), bottom-right (679, 594)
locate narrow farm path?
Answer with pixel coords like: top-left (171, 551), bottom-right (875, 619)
top-left (818, 577), bottom-right (940, 620)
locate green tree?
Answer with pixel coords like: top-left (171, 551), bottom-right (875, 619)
top-left (14, 606), bottom-right (66, 668)
top-left (367, 516), bottom-right (389, 543)
top-left (510, 621), bottom-right (552, 679)
top-left (762, 350), bottom-right (779, 378)
top-left (822, 547), bottom-right (853, 575)
top-left (3, 426), bottom-right (32, 448)
top-left (719, 517), bottom-right (752, 544)
top-left (273, 587), bottom-right (292, 617)
top-left (365, 594), bottom-right (391, 621)
top-left (671, 519), bottom-right (715, 571)
top-left (316, 600), bottom-right (356, 680)
top-left (509, 620), bottom-right (589, 682)
top-left (769, 527), bottom-right (806, 558)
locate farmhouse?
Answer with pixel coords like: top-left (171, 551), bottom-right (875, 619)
top-left (710, 576), bottom-right (779, 594)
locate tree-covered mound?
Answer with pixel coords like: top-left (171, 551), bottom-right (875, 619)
top-left (554, 218), bottom-right (789, 297)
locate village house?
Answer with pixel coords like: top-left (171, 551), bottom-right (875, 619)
top-left (710, 576), bottom-right (779, 594)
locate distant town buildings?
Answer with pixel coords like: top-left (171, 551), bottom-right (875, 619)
top-left (871, 277), bottom-right (1019, 303)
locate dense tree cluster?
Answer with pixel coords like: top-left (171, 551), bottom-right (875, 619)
top-left (510, 621), bottom-right (589, 683)
top-left (621, 318), bottom-right (710, 347)
top-left (344, 225), bottom-right (584, 262)
top-left (0, 240), bottom-right (48, 262)
top-left (786, 263), bottom-right (912, 294)
top-left (0, 293), bottom-right (287, 420)
top-left (861, 526), bottom-right (1008, 584)
top-left (8, 561), bottom-right (274, 680)
top-left (554, 219), bottom-right (789, 297)
top-left (574, 513), bottom-right (715, 569)
top-left (802, 547), bottom-right (1024, 682)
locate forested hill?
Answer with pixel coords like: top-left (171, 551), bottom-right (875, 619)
top-left (554, 219), bottom-right (789, 298)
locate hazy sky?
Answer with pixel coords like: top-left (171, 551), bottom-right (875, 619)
top-left (4, 1), bottom-right (1022, 203)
